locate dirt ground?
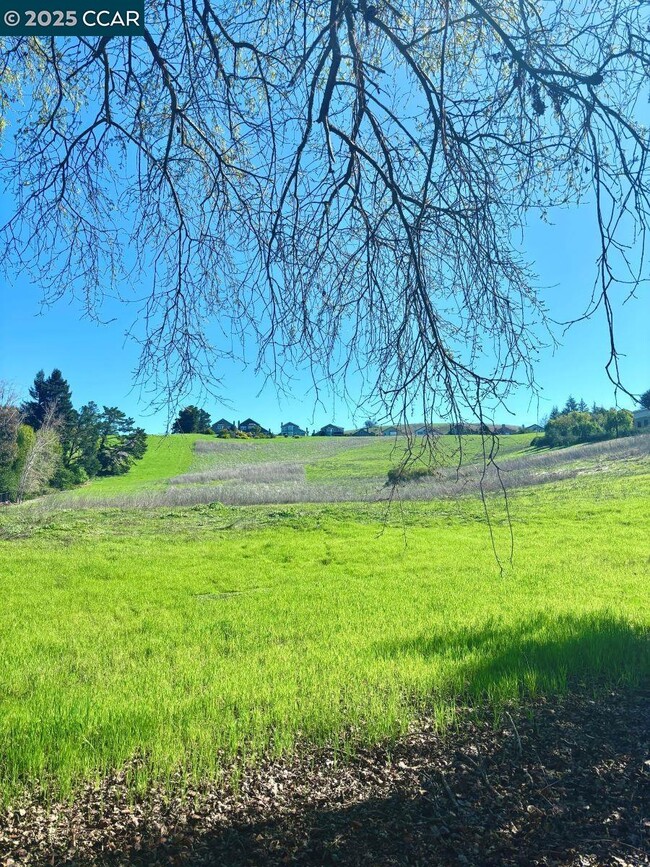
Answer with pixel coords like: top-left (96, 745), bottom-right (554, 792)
top-left (1, 688), bottom-right (648, 866)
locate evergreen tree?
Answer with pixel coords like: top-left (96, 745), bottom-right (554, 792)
top-left (640, 389), bottom-right (650, 411)
top-left (61, 402), bottom-right (102, 476)
top-left (171, 405), bottom-right (212, 433)
top-left (21, 369), bottom-right (75, 432)
top-left (549, 406), bottom-right (560, 420)
top-left (12, 371), bottom-right (148, 490)
top-left (577, 398), bottom-right (589, 412)
top-left (562, 396), bottom-right (578, 414)
top-left (537, 405), bottom-right (633, 449)
top-left (96, 407), bottom-right (147, 475)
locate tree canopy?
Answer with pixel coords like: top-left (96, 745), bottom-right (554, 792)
top-left (21, 369), bottom-right (75, 432)
top-left (535, 406), bottom-right (633, 448)
top-left (1, 2), bottom-right (649, 426)
top-left (171, 406), bottom-right (212, 434)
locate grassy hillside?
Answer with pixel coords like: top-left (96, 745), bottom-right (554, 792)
top-left (50, 432), bottom-right (650, 510)
top-left (58, 432), bottom-right (539, 507)
top-left (0, 459), bottom-right (648, 801)
top-left (68, 434), bottom-right (214, 496)
top-left (186, 432), bottom-right (536, 480)
top-left (305, 433), bottom-right (535, 481)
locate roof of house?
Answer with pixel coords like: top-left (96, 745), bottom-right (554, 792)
top-left (212, 417), bottom-right (234, 427)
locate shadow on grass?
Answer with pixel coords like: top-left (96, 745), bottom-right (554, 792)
top-left (377, 612), bottom-right (649, 700)
top-left (21, 615), bottom-right (650, 866)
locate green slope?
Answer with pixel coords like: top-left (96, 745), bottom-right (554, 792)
top-left (69, 434), bottom-right (214, 496)
top-left (62, 432), bottom-right (537, 500)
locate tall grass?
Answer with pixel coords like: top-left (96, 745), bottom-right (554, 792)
top-left (169, 461), bottom-right (306, 485)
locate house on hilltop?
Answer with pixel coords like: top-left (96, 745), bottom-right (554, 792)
top-left (238, 418), bottom-right (271, 435)
top-left (212, 418), bottom-right (236, 433)
top-left (317, 423), bottom-right (344, 436)
top-left (281, 421), bottom-right (306, 437)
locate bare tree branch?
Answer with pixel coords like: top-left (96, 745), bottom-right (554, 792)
top-left (0, 0), bottom-right (647, 432)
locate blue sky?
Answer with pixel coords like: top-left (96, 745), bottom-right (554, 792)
top-left (1, 194), bottom-right (648, 434)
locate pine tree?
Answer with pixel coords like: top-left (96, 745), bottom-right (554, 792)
top-left (63, 402), bottom-right (102, 475)
top-left (562, 396), bottom-right (578, 414)
top-left (21, 369), bottom-right (75, 432)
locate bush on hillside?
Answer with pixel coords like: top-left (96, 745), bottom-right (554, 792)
top-left (51, 465), bottom-right (89, 489)
top-left (386, 465), bottom-right (432, 485)
top-left (534, 408), bottom-right (633, 448)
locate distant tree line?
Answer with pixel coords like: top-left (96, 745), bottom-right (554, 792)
top-left (0, 370), bottom-right (147, 502)
top-left (534, 395), bottom-right (636, 448)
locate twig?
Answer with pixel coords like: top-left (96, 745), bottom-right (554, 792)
top-left (505, 711), bottom-right (522, 757)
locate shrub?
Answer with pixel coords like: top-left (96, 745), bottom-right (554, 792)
top-left (0, 467), bottom-right (19, 501)
top-left (51, 465), bottom-right (89, 490)
top-left (386, 465), bottom-right (432, 485)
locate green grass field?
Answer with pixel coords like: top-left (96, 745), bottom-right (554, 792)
top-left (0, 436), bottom-right (650, 800)
top-left (0, 429), bottom-right (648, 802)
top-left (304, 433), bottom-right (535, 480)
